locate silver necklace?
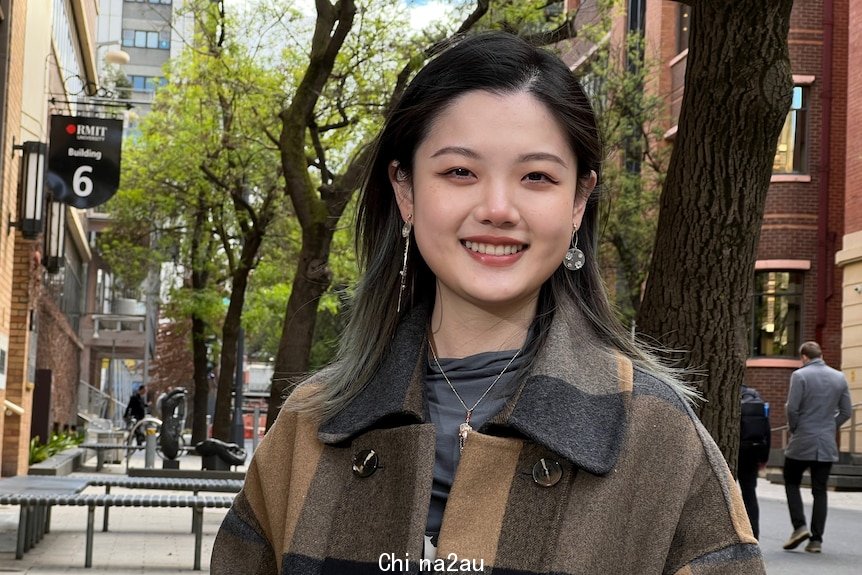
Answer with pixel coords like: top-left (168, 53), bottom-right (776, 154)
top-left (429, 343), bottom-right (521, 453)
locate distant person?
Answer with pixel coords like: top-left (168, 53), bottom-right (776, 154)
top-left (782, 341), bottom-right (852, 553)
top-left (738, 384), bottom-right (771, 539)
top-left (124, 385), bottom-right (149, 444)
top-left (124, 385), bottom-right (149, 421)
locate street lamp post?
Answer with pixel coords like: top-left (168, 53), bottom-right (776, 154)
top-left (231, 327), bottom-right (245, 445)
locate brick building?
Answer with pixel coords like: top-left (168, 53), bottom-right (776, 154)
top-left (566, 0), bottom-right (858, 451)
top-left (0, 0), bottom-right (105, 476)
top-left (0, 0), bottom-right (148, 476)
top-left (837, 0), bottom-right (862, 451)
top-left (0, 0), bottom-right (30, 476)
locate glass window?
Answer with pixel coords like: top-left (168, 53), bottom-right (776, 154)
top-left (122, 29), bottom-right (134, 47)
top-left (773, 86), bottom-right (809, 174)
top-left (128, 75), bottom-right (163, 93)
top-left (146, 31), bottom-right (159, 48)
top-left (134, 30), bottom-right (147, 48)
top-left (751, 271), bottom-right (803, 357)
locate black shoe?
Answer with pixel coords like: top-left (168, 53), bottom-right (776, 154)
top-left (783, 527), bottom-right (811, 550)
top-left (805, 540), bottom-right (822, 553)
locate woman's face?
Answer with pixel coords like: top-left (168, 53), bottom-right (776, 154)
top-left (391, 89), bottom-right (595, 317)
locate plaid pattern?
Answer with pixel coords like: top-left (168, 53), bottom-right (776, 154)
top-left (212, 302), bottom-right (764, 574)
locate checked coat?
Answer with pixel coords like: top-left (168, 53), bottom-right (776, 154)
top-left (212, 303), bottom-right (764, 575)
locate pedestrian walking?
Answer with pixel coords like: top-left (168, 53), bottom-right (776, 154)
top-left (782, 341), bottom-right (852, 553)
top-left (212, 32), bottom-right (764, 574)
top-left (738, 384), bottom-right (771, 539)
top-left (124, 384), bottom-right (150, 446)
top-left (124, 384), bottom-right (149, 422)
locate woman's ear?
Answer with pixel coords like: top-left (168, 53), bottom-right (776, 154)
top-left (572, 170), bottom-right (597, 228)
top-left (388, 161), bottom-right (414, 221)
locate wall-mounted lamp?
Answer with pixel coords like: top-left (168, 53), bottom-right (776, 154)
top-left (8, 140), bottom-right (47, 239)
top-left (105, 49), bottom-right (131, 66)
top-left (43, 197), bottom-right (66, 273)
top-left (97, 41), bottom-right (131, 66)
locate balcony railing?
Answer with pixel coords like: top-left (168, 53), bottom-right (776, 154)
top-left (92, 314), bottom-right (146, 335)
top-left (78, 380), bottom-right (126, 426)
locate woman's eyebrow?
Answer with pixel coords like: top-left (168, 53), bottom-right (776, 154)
top-left (518, 152), bottom-right (568, 167)
top-left (429, 146), bottom-right (482, 159)
top-left (429, 147), bottom-right (568, 169)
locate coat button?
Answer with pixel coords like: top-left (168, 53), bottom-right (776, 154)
top-left (352, 449), bottom-right (379, 478)
top-left (532, 458), bottom-right (562, 487)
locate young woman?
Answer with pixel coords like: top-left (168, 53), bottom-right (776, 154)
top-left (212, 32), bottom-right (764, 575)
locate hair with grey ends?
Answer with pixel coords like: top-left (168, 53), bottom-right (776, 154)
top-left (799, 341), bottom-right (822, 359)
top-left (289, 32), bottom-right (697, 418)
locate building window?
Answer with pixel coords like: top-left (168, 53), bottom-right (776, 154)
top-left (121, 29), bottom-right (170, 50)
top-left (751, 271), bottom-right (803, 357)
top-left (128, 75), bottom-right (166, 93)
top-left (773, 86), bottom-right (808, 174)
top-left (677, 5), bottom-right (691, 54)
top-left (125, 0), bottom-right (172, 4)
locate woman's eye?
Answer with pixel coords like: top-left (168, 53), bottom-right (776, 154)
top-left (525, 172), bottom-right (557, 183)
top-left (444, 167), bottom-right (474, 178)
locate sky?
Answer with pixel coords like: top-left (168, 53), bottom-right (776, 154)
top-left (405, 1), bottom-right (449, 30)
top-left (224, 0), bottom-right (451, 30)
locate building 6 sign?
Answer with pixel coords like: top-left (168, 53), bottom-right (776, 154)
top-left (47, 115), bottom-right (123, 209)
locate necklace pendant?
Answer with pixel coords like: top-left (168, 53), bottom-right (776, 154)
top-left (458, 422), bottom-right (472, 453)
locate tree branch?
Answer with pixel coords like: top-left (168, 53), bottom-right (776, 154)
top-left (520, 14), bottom-right (578, 47)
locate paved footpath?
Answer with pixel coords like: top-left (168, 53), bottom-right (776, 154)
top-left (0, 444), bottom-right (244, 574)
top-left (3, 459), bottom-right (862, 573)
top-left (757, 475), bottom-right (862, 575)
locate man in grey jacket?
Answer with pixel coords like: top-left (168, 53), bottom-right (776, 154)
top-left (782, 341), bottom-right (852, 553)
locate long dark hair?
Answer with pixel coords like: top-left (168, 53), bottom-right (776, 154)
top-left (291, 32), bottom-right (693, 417)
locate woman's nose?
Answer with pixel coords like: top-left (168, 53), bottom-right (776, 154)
top-left (474, 180), bottom-right (521, 226)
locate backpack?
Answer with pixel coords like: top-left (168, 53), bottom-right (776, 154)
top-left (740, 386), bottom-right (771, 459)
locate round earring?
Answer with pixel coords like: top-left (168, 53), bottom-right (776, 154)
top-left (563, 227), bottom-right (585, 271)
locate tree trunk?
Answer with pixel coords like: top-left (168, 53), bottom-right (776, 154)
top-left (188, 193), bottom-right (214, 444)
top-left (212, 233), bottom-right (265, 440)
top-left (190, 315), bottom-right (210, 443)
top-left (267, 225), bottom-right (333, 428)
top-left (636, 0), bottom-right (794, 470)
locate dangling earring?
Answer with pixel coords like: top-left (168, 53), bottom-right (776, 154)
top-left (563, 226), bottom-right (585, 271)
top-left (397, 215), bottom-right (412, 312)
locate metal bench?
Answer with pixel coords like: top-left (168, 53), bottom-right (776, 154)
top-left (78, 476), bottom-right (243, 532)
top-left (0, 492), bottom-right (235, 570)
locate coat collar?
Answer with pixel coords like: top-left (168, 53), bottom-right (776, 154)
top-left (318, 301), bottom-right (632, 475)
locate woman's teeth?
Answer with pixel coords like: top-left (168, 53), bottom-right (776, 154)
top-left (463, 241), bottom-right (524, 256)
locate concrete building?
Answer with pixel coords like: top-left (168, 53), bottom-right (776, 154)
top-left (97, 0), bottom-right (189, 104)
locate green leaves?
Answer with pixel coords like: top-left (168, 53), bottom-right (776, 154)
top-left (580, 29), bottom-right (669, 325)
